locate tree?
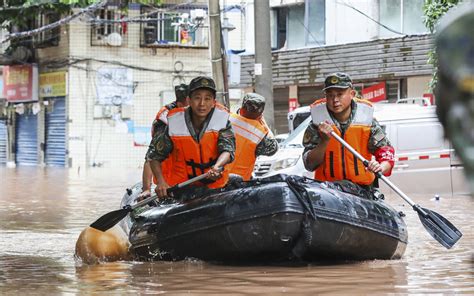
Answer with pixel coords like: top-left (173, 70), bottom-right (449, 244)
top-left (423, 0), bottom-right (461, 90)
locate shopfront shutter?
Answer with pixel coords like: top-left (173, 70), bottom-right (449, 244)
top-left (16, 111), bottom-right (38, 166)
top-left (273, 87), bottom-right (289, 134)
top-left (298, 86), bottom-right (324, 106)
top-left (0, 120), bottom-right (7, 165)
top-left (45, 98), bottom-right (66, 166)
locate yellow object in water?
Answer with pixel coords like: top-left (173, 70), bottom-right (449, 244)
top-left (75, 225), bottom-right (131, 264)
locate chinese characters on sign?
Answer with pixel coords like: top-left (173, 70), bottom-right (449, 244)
top-left (3, 64), bottom-right (38, 102)
top-left (289, 97), bottom-right (299, 112)
top-left (39, 71), bottom-right (67, 98)
top-left (361, 82), bottom-right (386, 102)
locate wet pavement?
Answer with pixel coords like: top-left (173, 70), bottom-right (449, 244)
top-left (0, 167), bottom-right (472, 294)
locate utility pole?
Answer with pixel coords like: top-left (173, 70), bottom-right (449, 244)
top-left (254, 0), bottom-right (274, 130)
top-left (208, 0), bottom-right (230, 108)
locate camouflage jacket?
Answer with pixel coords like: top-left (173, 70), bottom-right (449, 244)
top-left (255, 133), bottom-right (279, 157)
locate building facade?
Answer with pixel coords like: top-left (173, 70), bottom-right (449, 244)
top-left (0, 1), bottom-right (212, 169)
top-left (238, 0), bottom-right (434, 133)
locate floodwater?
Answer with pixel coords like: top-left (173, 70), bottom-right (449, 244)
top-left (0, 167), bottom-right (472, 295)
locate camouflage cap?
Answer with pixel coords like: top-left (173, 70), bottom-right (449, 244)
top-left (323, 72), bottom-right (353, 91)
top-left (188, 76), bottom-right (216, 96)
top-left (242, 93), bottom-right (265, 114)
top-left (174, 83), bottom-right (188, 102)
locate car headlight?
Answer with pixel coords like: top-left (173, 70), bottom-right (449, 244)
top-left (273, 156), bottom-right (300, 171)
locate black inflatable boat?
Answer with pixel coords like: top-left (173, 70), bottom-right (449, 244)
top-left (120, 175), bottom-right (407, 262)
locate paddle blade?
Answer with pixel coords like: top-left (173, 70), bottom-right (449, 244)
top-left (90, 208), bottom-right (131, 232)
top-left (416, 206), bottom-right (463, 249)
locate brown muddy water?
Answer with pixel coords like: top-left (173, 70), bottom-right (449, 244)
top-left (0, 167), bottom-right (472, 295)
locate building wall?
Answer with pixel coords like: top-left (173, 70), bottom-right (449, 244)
top-left (325, 0), bottom-right (379, 45)
top-left (407, 76), bottom-right (431, 98)
top-left (239, 34), bottom-right (434, 88)
top-left (65, 6), bottom-right (212, 169)
top-left (239, 34), bottom-right (435, 134)
top-left (222, 0), bottom-right (246, 51)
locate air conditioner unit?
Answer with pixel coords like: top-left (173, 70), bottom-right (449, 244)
top-left (106, 32), bottom-right (122, 46)
top-left (191, 9), bottom-right (206, 21)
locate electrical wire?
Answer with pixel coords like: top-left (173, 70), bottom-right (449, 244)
top-left (1, 0), bottom-right (107, 44)
top-left (336, 0), bottom-right (405, 35)
top-left (295, 17), bottom-right (342, 72)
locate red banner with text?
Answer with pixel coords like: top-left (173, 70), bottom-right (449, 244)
top-left (362, 82), bottom-right (386, 103)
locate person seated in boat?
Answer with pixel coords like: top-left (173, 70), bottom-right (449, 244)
top-left (139, 83), bottom-right (190, 199)
top-left (227, 93), bottom-right (279, 181)
top-left (148, 76), bottom-right (236, 198)
top-left (302, 72), bottom-right (395, 195)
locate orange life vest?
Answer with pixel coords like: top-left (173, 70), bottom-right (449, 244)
top-left (152, 105), bottom-right (173, 184)
top-left (227, 113), bottom-right (269, 180)
top-left (167, 105), bottom-right (230, 189)
top-left (310, 98), bottom-right (375, 185)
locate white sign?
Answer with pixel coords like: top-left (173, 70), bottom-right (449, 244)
top-left (254, 63), bottom-right (262, 76)
top-left (96, 67), bottom-right (134, 105)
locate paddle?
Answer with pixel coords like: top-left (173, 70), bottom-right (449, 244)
top-left (90, 170), bottom-right (218, 232)
top-left (330, 131), bottom-right (462, 249)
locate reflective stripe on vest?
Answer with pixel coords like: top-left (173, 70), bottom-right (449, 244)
top-left (228, 113), bottom-right (269, 180)
top-left (157, 107), bottom-right (170, 125)
top-left (310, 98), bottom-right (375, 185)
top-left (167, 106), bottom-right (230, 189)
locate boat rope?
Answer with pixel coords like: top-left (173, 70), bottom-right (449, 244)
top-left (285, 176), bottom-right (317, 259)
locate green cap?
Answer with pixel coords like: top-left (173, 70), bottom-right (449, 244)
top-left (323, 72), bottom-right (353, 91)
top-left (188, 76), bottom-right (216, 96)
top-left (242, 93), bottom-right (265, 114)
top-left (174, 83), bottom-right (188, 102)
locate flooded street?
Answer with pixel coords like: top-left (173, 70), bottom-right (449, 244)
top-left (0, 167), bottom-right (472, 295)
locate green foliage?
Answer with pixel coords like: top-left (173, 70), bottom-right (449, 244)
top-left (0, 0), bottom-right (162, 30)
top-left (423, 0), bottom-right (461, 33)
top-left (422, 0), bottom-right (461, 91)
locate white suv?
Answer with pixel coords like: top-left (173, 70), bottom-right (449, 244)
top-left (253, 116), bottom-right (313, 178)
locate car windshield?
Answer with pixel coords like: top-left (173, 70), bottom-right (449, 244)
top-left (280, 116), bottom-right (311, 148)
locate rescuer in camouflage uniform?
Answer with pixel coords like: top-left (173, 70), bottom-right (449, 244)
top-left (302, 72), bottom-right (395, 195)
top-left (148, 76), bottom-right (236, 198)
top-left (238, 93), bottom-right (279, 157)
top-left (139, 84), bottom-right (189, 199)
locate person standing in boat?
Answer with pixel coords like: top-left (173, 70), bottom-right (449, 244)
top-left (302, 72), bottom-right (395, 194)
top-left (148, 76), bottom-right (236, 198)
top-left (139, 83), bottom-right (190, 199)
top-left (227, 93), bottom-right (279, 181)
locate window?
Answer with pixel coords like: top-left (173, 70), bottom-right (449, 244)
top-left (140, 7), bottom-right (208, 47)
top-left (271, 0), bottom-right (325, 50)
top-left (33, 12), bottom-right (60, 48)
top-left (270, 8), bottom-right (287, 50)
top-left (91, 8), bottom-right (126, 46)
top-left (305, 0), bottom-right (325, 46)
top-left (379, 0), bottom-right (427, 37)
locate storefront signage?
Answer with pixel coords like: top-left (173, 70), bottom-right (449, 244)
top-left (289, 97), bottom-right (299, 112)
top-left (362, 82), bottom-right (386, 102)
top-left (39, 71), bottom-right (67, 98)
top-left (3, 64), bottom-right (38, 102)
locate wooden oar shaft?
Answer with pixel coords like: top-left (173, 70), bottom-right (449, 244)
top-left (131, 171), bottom-right (212, 210)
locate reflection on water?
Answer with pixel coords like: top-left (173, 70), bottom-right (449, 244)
top-left (0, 167), bottom-right (473, 294)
